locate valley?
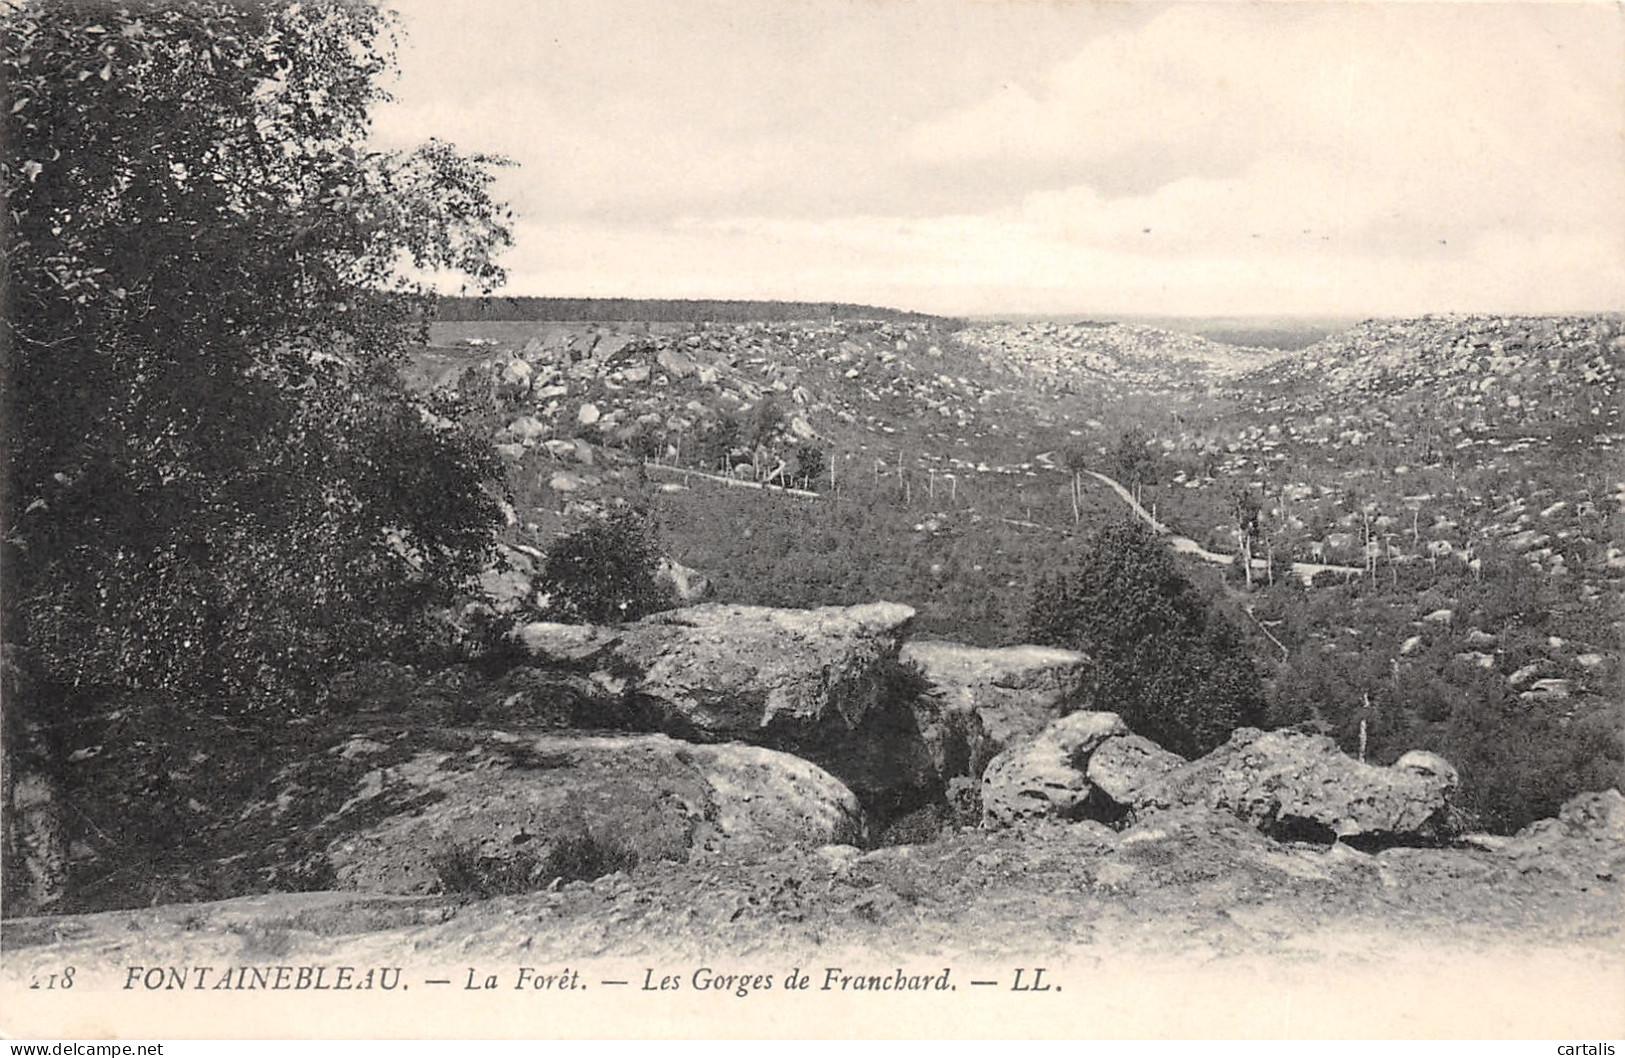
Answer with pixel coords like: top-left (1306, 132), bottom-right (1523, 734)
top-left (409, 305), bottom-right (1622, 835)
top-left (9, 302), bottom-right (1621, 1039)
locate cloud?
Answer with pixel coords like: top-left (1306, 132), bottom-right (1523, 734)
top-left (381, 0), bottom-right (1625, 315)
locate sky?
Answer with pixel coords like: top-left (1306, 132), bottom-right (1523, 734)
top-left (370, 0), bottom-right (1625, 318)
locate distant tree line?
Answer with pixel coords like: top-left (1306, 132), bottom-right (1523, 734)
top-left (432, 296), bottom-right (945, 326)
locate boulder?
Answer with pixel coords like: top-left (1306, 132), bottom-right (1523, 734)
top-left (1497, 789), bottom-right (1625, 883)
top-left (477, 567), bottom-right (533, 613)
top-left (655, 557), bottom-right (711, 603)
top-left (900, 641), bottom-right (1090, 753)
top-left (1133, 728), bottom-right (1459, 844)
top-left (1085, 734), bottom-right (1186, 808)
top-left (506, 415), bottom-right (548, 442)
top-left (1393, 749), bottom-right (1459, 788)
top-left (656, 346), bottom-right (697, 379)
top-left (518, 603), bottom-right (968, 819)
top-left (499, 359), bottom-right (533, 388)
top-left (314, 731), bottom-right (866, 894)
top-left (981, 711), bottom-right (1129, 828)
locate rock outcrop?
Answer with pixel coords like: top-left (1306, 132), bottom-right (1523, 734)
top-left (654, 557), bottom-right (711, 602)
top-left (284, 731), bottom-right (866, 895)
top-left (980, 714), bottom-right (1459, 846)
top-left (1084, 734), bottom-right (1186, 807)
top-left (980, 711), bottom-right (1130, 827)
top-left (1133, 728), bottom-right (1460, 844)
top-left (1495, 789), bottom-right (1625, 883)
top-left (518, 602), bottom-right (977, 818)
top-left (900, 640), bottom-right (1090, 753)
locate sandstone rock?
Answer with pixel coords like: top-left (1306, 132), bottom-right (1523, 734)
top-left (1085, 735), bottom-right (1186, 808)
top-left (515, 621), bottom-right (619, 663)
top-left (1134, 728), bottom-right (1459, 844)
top-left (518, 603), bottom-right (961, 818)
top-left (900, 641), bottom-right (1090, 752)
top-left (499, 359), bottom-right (533, 387)
top-left (655, 557), bottom-right (711, 602)
top-left (577, 402), bottom-right (601, 426)
top-left (980, 711), bottom-right (1129, 828)
top-left (506, 415), bottom-right (549, 442)
top-left (622, 364), bottom-right (650, 384)
top-left (1498, 789), bottom-right (1625, 883)
top-left (548, 471), bottom-right (583, 493)
top-left (656, 346), bottom-right (696, 379)
top-left (321, 732), bottom-right (865, 894)
top-left (478, 567), bottom-right (533, 613)
top-left (1393, 749), bottom-right (1460, 788)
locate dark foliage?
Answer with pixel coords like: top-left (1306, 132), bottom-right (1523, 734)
top-left (1026, 519), bottom-right (1267, 757)
top-left (794, 443), bottom-right (827, 489)
top-left (536, 507), bottom-right (673, 624)
top-left (2, 0), bottom-right (513, 715)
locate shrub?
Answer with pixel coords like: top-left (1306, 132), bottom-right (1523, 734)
top-left (1026, 519), bottom-right (1267, 757)
top-left (689, 416), bottom-right (741, 471)
top-left (794, 443), bottom-right (827, 490)
top-left (536, 506), bottom-right (673, 623)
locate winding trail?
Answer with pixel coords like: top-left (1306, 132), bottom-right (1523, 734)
top-left (643, 452), bottom-right (1364, 587)
top-left (1082, 470), bottom-right (1366, 586)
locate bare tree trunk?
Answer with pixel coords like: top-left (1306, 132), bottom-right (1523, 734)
top-left (1, 754), bottom-right (68, 914)
top-left (1, 656), bottom-right (67, 915)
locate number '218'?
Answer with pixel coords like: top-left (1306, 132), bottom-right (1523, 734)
top-left (31, 966), bottom-right (75, 989)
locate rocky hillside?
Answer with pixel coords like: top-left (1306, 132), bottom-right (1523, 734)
top-left (397, 310), bottom-right (1621, 835)
top-left (960, 320), bottom-right (1289, 395)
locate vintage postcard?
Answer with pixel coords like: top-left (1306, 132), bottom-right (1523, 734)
top-left (3, 0), bottom-right (1622, 1042)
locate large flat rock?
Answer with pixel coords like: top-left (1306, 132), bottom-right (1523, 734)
top-left (518, 602), bottom-right (977, 819)
top-left (298, 730), bottom-right (866, 894)
top-left (901, 640), bottom-right (1090, 752)
top-left (1133, 727), bottom-right (1460, 843)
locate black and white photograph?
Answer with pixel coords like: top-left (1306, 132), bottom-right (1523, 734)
top-left (2, 0), bottom-right (1623, 1043)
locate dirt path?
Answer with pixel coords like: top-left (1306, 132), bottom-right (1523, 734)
top-left (1082, 470), bottom-right (1366, 585)
top-left (5, 812), bottom-right (1621, 1038)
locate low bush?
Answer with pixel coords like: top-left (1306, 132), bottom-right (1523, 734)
top-left (535, 506), bottom-right (673, 624)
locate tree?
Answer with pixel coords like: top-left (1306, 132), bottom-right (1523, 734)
top-left (536, 507), bottom-right (672, 624)
top-left (793, 442), bottom-right (826, 491)
top-left (1026, 519), bottom-right (1266, 757)
top-left (1230, 486), bottom-right (1262, 589)
top-left (1063, 444), bottom-right (1091, 524)
top-left (3, 3), bottom-right (514, 713)
top-left (689, 415), bottom-right (741, 471)
top-left (1107, 425), bottom-right (1160, 504)
top-left (3, 0), bottom-right (517, 909)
